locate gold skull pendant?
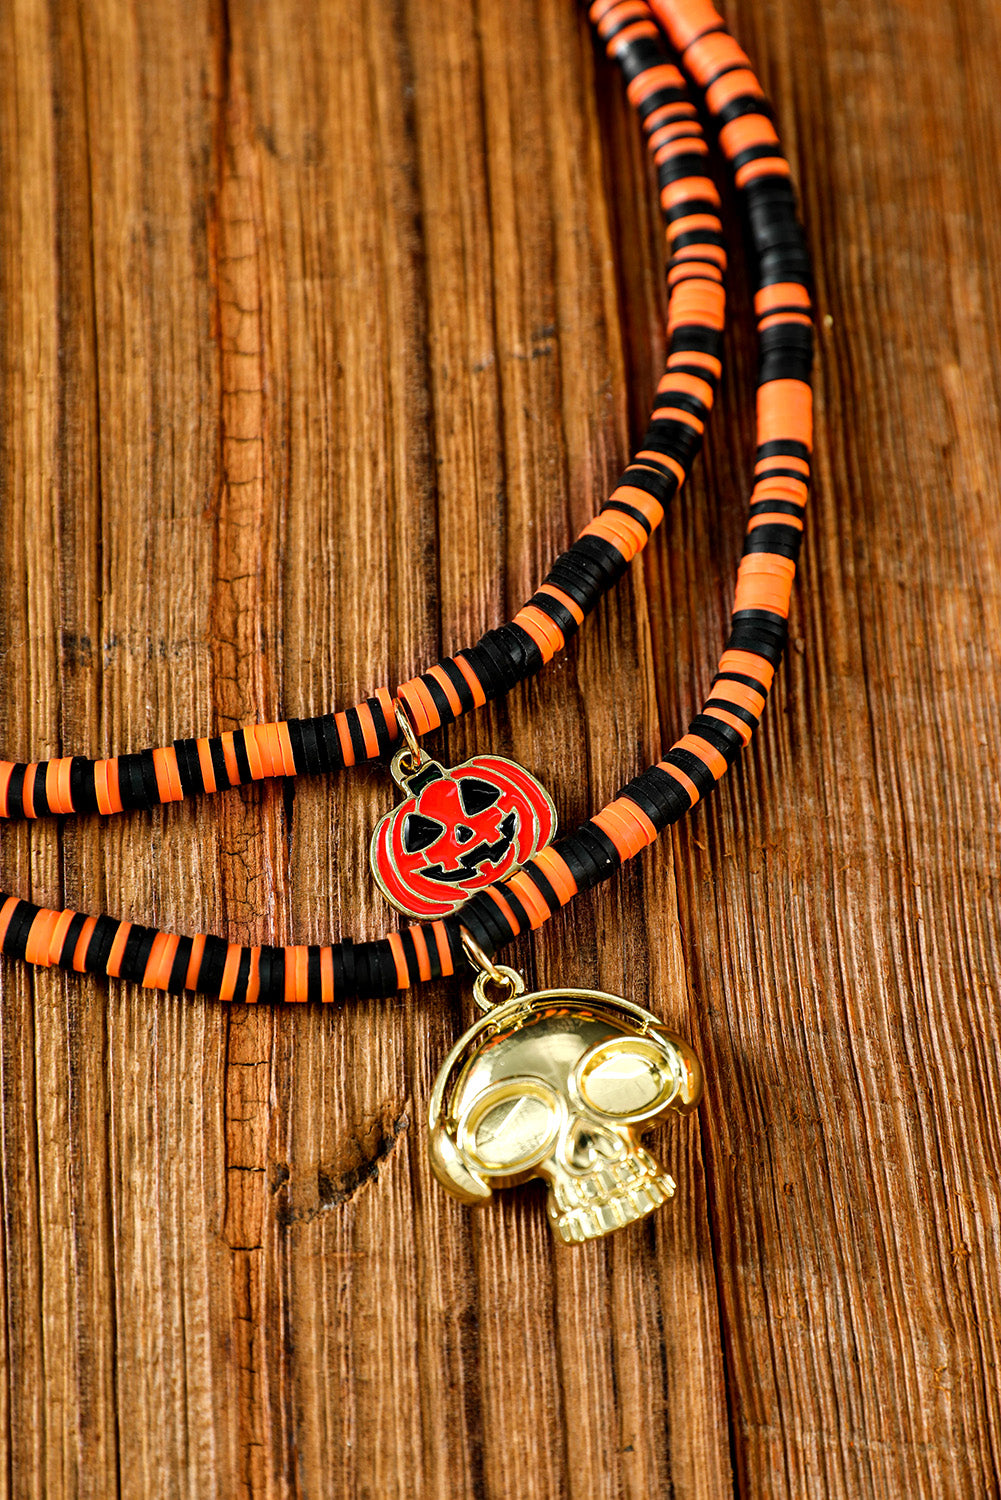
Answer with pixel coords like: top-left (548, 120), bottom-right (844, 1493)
top-left (428, 989), bottom-right (703, 1244)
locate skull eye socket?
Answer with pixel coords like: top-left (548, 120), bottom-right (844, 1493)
top-left (402, 811), bottom-right (444, 854)
top-left (457, 777), bottom-right (501, 817)
top-left (458, 1078), bottom-right (562, 1173)
top-left (575, 1037), bottom-right (681, 1121)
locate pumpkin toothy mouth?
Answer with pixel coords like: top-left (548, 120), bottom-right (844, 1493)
top-left (418, 808), bottom-right (518, 884)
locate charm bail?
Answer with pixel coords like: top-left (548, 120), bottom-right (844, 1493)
top-left (460, 928), bottom-right (526, 1012)
top-left (392, 698), bottom-right (425, 778)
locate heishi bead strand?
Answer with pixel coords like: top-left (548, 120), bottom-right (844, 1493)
top-left (0, 0), bottom-right (812, 1005)
top-left (0, 12), bottom-right (724, 823)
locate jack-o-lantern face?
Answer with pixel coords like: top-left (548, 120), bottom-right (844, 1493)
top-left (371, 755), bottom-right (556, 919)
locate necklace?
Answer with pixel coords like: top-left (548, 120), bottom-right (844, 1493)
top-left (0, 0), bottom-right (812, 1244)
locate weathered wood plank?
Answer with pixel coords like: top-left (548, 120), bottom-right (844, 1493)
top-left (1, 0), bottom-right (1000, 1496)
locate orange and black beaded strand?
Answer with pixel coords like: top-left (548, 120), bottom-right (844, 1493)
top-left (0, 895), bottom-right (457, 1004)
top-left (0, 11), bottom-right (726, 823)
top-left (460, 0), bottom-right (813, 963)
top-left (0, 0), bottom-right (812, 1002)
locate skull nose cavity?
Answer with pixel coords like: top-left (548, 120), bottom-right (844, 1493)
top-left (455, 824), bottom-right (475, 844)
top-left (565, 1118), bottom-right (625, 1172)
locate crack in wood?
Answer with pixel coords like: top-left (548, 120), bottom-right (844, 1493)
top-left (275, 1112), bottom-right (411, 1226)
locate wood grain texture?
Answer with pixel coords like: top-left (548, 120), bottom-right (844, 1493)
top-left (1, 0), bottom-right (999, 1495)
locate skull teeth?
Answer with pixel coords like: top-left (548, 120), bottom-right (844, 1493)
top-left (550, 1166), bottom-right (677, 1244)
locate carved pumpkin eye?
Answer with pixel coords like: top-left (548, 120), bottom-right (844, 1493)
top-left (457, 777), bottom-right (501, 817)
top-left (402, 811), bottom-right (445, 854)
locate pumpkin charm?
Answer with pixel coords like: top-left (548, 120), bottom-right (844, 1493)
top-left (371, 750), bottom-right (557, 920)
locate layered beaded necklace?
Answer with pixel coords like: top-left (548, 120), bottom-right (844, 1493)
top-left (0, 0), bottom-right (812, 1244)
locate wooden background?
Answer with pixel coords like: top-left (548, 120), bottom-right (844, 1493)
top-left (1, 0), bottom-right (999, 1494)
